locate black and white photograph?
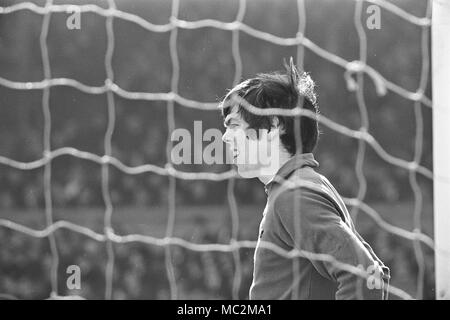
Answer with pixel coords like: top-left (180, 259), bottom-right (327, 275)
top-left (0, 0), bottom-right (449, 306)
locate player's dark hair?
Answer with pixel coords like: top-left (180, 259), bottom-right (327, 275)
top-left (219, 58), bottom-right (319, 155)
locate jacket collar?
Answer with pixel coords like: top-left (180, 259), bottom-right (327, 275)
top-left (264, 153), bottom-right (319, 195)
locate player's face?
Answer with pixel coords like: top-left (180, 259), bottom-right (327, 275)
top-left (222, 106), bottom-right (279, 178)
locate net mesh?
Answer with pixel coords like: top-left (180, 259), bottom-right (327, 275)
top-left (0, 0), bottom-right (436, 300)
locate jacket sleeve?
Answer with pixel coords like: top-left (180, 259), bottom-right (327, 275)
top-left (273, 187), bottom-right (386, 300)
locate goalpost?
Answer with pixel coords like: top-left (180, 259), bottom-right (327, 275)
top-left (432, 0), bottom-right (450, 300)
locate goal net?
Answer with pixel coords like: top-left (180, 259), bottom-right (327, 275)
top-left (0, 0), bottom-right (443, 300)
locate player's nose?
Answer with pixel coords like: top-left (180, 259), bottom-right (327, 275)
top-left (222, 129), bottom-right (232, 144)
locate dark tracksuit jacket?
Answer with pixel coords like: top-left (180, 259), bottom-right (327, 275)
top-left (249, 153), bottom-right (390, 300)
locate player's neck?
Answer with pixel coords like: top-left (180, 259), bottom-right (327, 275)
top-left (257, 148), bottom-right (292, 185)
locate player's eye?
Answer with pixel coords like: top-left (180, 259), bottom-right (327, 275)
top-left (245, 129), bottom-right (257, 140)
